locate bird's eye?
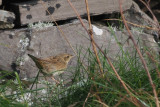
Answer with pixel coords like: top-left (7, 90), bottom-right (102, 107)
top-left (64, 55), bottom-right (70, 61)
top-left (66, 55), bottom-right (70, 58)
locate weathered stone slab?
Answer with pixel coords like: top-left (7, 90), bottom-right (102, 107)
top-left (0, 10), bottom-right (15, 29)
top-left (10, 0), bottom-right (133, 25)
top-left (0, 19), bottom-right (159, 82)
top-left (123, 2), bottom-right (159, 36)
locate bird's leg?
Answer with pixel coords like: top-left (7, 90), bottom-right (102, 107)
top-left (51, 76), bottom-right (60, 85)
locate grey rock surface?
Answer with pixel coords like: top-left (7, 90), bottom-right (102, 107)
top-left (0, 10), bottom-right (15, 29)
top-left (123, 1), bottom-right (159, 35)
top-left (0, 19), bottom-right (159, 82)
top-left (10, 0), bottom-right (133, 25)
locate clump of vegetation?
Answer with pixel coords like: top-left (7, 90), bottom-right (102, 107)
top-left (0, 39), bottom-right (159, 106)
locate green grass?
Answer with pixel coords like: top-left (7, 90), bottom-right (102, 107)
top-left (0, 45), bottom-right (159, 107)
top-left (0, 25), bottom-right (160, 107)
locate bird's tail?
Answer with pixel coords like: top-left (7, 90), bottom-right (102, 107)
top-left (28, 54), bottom-right (43, 69)
top-left (28, 54), bottom-right (39, 62)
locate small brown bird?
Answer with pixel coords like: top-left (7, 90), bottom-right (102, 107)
top-left (28, 53), bottom-right (74, 84)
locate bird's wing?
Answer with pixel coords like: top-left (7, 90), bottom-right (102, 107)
top-left (38, 60), bottom-right (57, 74)
top-left (45, 56), bottom-right (67, 70)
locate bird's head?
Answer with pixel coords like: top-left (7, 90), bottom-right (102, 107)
top-left (60, 53), bottom-right (74, 63)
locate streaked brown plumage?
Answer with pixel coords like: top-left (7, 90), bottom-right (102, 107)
top-left (28, 53), bottom-right (74, 76)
